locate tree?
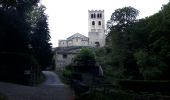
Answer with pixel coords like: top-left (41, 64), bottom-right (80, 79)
top-left (110, 6), bottom-right (139, 32)
top-left (109, 6), bottom-right (143, 79)
top-left (74, 48), bottom-right (95, 67)
top-left (28, 5), bottom-right (53, 69)
top-left (0, 0), bottom-right (39, 53)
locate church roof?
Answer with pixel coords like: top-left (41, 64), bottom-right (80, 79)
top-left (67, 33), bottom-right (88, 41)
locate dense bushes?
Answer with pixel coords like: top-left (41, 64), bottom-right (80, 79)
top-left (0, 52), bottom-right (41, 85)
top-left (119, 80), bottom-right (170, 92)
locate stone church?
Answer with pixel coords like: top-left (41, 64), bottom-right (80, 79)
top-left (55, 10), bottom-right (106, 70)
top-left (58, 10), bottom-right (105, 47)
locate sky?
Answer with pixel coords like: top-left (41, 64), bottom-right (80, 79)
top-left (41, 0), bottom-right (169, 47)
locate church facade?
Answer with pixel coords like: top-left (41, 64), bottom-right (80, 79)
top-left (58, 10), bottom-right (105, 47)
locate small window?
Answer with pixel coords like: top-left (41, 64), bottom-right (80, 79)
top-left (91, 14), bottom-right (93, 18)
top-left (98, 21), bottom-right (101, 25)
top-left (63, 54), bottom-right (67, 58)
top-left (76, 38), bottom-right (78, 42)
top-left (92, 21), bottom-right (95, 25)
top-left (97, 14), bottom-right (100, 18)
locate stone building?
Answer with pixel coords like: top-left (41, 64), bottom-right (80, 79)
top-left (58, 10), bottom-right (106, 48)
top-left (55, 10), bottom-right (106, 70)
top-left (88, 10), bottom-right (105, 47)
top-left (54, 46), bottom-right (85, 70)
top-left (58, 33), bottom-right (89, 47)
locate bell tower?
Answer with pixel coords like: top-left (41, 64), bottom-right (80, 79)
top-left (88, 10), bottom-right (105, 47)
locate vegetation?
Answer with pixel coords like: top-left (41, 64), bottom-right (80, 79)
top-left (82, 2), bottom-right (170, 100)
top-left (0, 0), bottom-right (52, 84)
top-left (0, 94), bottom-right (5, 100)
top-left (60, 2), bottom-right (170, 100)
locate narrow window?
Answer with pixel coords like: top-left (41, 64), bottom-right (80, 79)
top-left (97, 14), bottom-right (100, 18)
top-left (98, 21), bottom-right (101, 25)
top-left (92, 21), bottom-right (95, 25)
top-left (63, 54), bottom-right (67, 59)
top-left (91, 14), bottom-right (93, 18)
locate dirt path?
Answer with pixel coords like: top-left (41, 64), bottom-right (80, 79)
top-left (0, 71), bottom-right (74, 100)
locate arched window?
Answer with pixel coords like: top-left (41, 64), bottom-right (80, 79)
top-left (97, 14), bottom-right (100, 18)
top-left (92, 21), bottom-right (95, 25)
top-left (91, 14), bottom-right (93, 18)
top-left (95, 42), bottom-right (100, 47)
top-left (94, 13), bottom-right (96, 18)
top-left (98, 21), bottom-right (101, 25)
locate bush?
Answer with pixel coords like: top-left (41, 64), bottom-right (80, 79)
top-left (0, 52), bottom-right (41, 85)
top-left (118, 80), bottom-right (170, 92)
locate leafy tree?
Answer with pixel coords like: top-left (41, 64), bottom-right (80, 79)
top-left (110, 6), bottom-right (139, 32)
top-left (28, 5), bottom-right (53, 69)
top-left (74, 48), bottom-right (95, 67)
top-left (109, 6), bottom-right (143, 79)
top-left (0, 0), bottom-right (39, 52)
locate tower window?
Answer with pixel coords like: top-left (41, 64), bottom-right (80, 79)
top-left (94, 13), bottom-right (96, 18)
top-left (97, 14), bottom-right (100, 18)
top-left (95, 42), bottom-right (100, 47)
top-left (63, 54), bottom-right (67, 59)
top-left (92, 21), bottom-right (95, 25)
top-left (91, 14), bottom-right (93, 18)
top-left (98, 21), bottom-right (101, 25)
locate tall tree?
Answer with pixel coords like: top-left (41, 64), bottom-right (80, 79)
top-left (28, 5), bottom-right (52, 69)
top-left (109, 6), bottom-right (143, 79)
top-left (0, 0), bottom-right (39, 52)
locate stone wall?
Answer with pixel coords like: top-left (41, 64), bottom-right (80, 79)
top-left (54, 47), bottom-right (85, 71)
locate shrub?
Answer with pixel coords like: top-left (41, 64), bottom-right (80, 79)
top-left (0, 52), bottom-right (41, 85)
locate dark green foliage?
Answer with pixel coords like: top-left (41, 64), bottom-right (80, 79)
top-left (0, 0), bottom-right (52, 84)
top-left (110, 6), bottom-right (139, 31)
top-left (0, 52), bottom-right (41, 85)
top-left (106, 2), bottom-right (170, 80)
top-left (108, 6), bottom-right (143, 80)
top-left (119, 80), bottom-right (170, 92)
top-left (95, 3), bottom-right (170, 99)
top-left (29, 5), bottom-right (53, 69)
top-left (74, 48), bottom-right (95, 67)
top-left (0, 6), bottom-right (29, 52)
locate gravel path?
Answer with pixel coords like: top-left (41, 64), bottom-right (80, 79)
top-left (0, 71), bottom-right (74, 100)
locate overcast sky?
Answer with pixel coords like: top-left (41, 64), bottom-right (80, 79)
top-left (41, 0), bottom-right (169, 47)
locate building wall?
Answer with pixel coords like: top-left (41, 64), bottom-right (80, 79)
top-left (59, 37), bottom-right (89, 47)
top-left (88, 10), bottom-right (106, 47)
top-left (56, 53), bottom-right (75, 70)
top-left (67, 40), bottom-right (73, 47)
top-left (58, 40), bottom-right (67, 47)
